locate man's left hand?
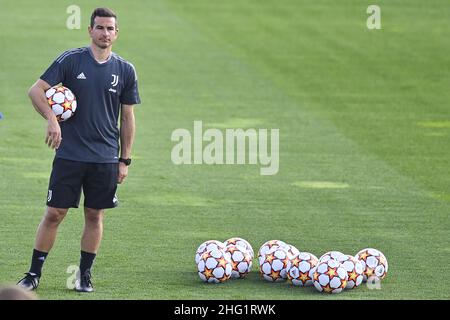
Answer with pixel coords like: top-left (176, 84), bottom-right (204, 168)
top-left (118, 162), bottom-right (128, 184)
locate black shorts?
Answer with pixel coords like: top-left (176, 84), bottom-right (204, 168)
top-left (46, 157), bottom-right (119, 209)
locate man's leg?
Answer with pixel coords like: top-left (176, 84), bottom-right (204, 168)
top-left (17, 206), bottom-right (68, 290)
top-left (18, 158), bottom-right (85, 291)
top-left (76, 207), bottom-right (104, 292)
top-left (81, 207), bottom-right (104, 253)
top-left (35, 207), bottom-right (68, 252)
top-left (76, 161), bottom-right (118, 292)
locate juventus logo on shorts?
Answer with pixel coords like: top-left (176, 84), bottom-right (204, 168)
top-left (111, 74), bottom-right (119, 87)
top-left (47, 190), bottom-right (53, 202)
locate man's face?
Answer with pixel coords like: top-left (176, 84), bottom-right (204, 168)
top-left (88, 17), bottom-right (118, 49)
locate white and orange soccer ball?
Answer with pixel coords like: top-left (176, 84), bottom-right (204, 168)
top-left (287, 252), bottom-right (318, 287)
top-left (259, 246), bottom-right (290, 282)
top-left (195, 240), bottom-right (226, 264)
top-left (45, 85), bottom-right (77, 122)
top-left (341, 255), bottom-right (364, 289)
top-left (355, 248), bottom-right (388, 281)
top-left (313, 259), bottom-right (348, 294)
top-left (225, 245), bottom-right (252, 279)
top-left (258, 240), bottom-right (288, 266)
top-left (197, 248), bottom-right (232, 283)
top-left (224, 237), bottom-right (254, 259)
top-left (318, 250), bottom-right (346, 263)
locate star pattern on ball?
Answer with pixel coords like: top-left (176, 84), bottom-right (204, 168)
top-left (323, 284), bottom-right (333, 293)
top-left (281, 257), bottom-right (290, 269)
top-left (62, 99), bottom-right (72, 111)
top-left (299, 272), bottom-right (310, 284)
top-left (269, 270), bottom-right (281, 281)
top-left (326, 267), bottom-right (337, 277)
top-left (217, 257), bottom-right (228, 269)
top-left (201, 251), bottom-right (212, 260)
top-left (265, 253), bottom-right (276, 264)
top-left (349, 271), bottom-right (358, 281)
top-left (203, 267), bottom-right (214, 280)
top-left (218, 273), bottom-right (229, 282)
top-left (359, 251), bottom-right (369, 261)
top-left (366, 267), bottom-right (375, 277)
top-left (291, 256), bottom-right (301, 267)
top-left (264, 241), bottom-right (282, 251)
top-left (227, 246), bottom-right (238, 254)
top-left (313, 271), bottom-right (319, 281)
top-left (378, 255), bottom-right (387, 266)
top-left (46, 86), bottom-right (76, 122)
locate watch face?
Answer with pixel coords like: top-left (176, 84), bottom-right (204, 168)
top-left (120, 158), bottom-right (131, 165)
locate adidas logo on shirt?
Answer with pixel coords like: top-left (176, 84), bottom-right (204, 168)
top-left (77, 72), bottom-right (86, 79)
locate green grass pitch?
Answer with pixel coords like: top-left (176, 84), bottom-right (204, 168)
top-left (0, 0), bottom-right (449, 299)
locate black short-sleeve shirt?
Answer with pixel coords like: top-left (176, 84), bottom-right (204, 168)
top-left (40, 47), bottom-right (141, 163)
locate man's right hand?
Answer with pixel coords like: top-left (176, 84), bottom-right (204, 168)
top-left (27, 79), bottom-right (62, 149)
top-left (45, 116), bottom-right (62, 149)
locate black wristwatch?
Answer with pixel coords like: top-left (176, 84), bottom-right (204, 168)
top-left (119, 157), bottom-right (132, 166)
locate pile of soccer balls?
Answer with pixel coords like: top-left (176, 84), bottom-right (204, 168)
top-left (196, 238), bottom-right (388, 294)
top-left (196, 238), bottom-right (254, 283)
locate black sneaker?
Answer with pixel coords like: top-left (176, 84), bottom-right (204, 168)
top-left (17, 272), bottom-right (40, 291)
top-left (75, 271), bottom-right (94, 293)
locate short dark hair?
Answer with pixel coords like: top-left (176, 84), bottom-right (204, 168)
top-left (90, 7), bottom-right (117, 28)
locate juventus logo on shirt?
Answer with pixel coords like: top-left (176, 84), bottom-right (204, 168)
top-left (111, 74), bottom-right (119, 87)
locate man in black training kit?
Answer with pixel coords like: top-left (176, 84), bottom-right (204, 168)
top-left (17, 8), bottom-right (140, 292)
